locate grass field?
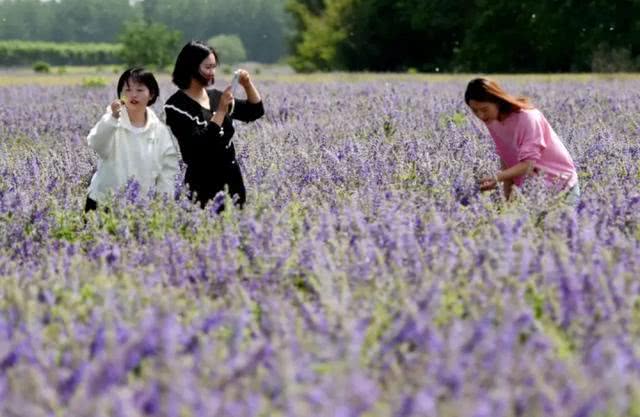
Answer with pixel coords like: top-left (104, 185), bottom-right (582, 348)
top-left (2, 64), bottom-right (640, 86)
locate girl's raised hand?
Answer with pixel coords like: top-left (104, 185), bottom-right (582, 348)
top-left (110, 98), bottom-right (125, 119)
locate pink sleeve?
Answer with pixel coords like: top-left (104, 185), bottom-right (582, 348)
top-left (515, 112), bottom-right (546, 162)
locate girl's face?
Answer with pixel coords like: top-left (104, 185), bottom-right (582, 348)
top-left (198, 53), bottom-right (217, 86)
top-left (468, 99), bottom-right (500, 123)
top-left (121, 80), bottom-right (152, 111)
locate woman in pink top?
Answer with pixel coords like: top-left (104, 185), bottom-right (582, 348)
top-left (464, 78), bottom-right (579, 204)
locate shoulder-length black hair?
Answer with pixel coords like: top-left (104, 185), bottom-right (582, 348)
top-left (117, 67), bottom-right (160, 106)
top-left (172, 40), bottom-right (219, 89)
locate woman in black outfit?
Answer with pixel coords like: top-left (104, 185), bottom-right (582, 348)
top-left (164, 41), bottom-right (264, 210)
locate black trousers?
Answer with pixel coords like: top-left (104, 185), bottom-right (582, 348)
top-left (84, 197), bottom-right (98, 212)
top-left (84, 197), bottom-right (109, 213)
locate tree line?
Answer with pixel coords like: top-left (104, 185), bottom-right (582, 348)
top-left (1, 0), bottom-right (638, 71)
top-left (0, 0), bottom-right (290, 63)
top-left (286, 0), bottom-right (640, 72)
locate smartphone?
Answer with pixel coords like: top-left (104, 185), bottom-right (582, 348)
top-left (231, 70), bottom-right (240, 96)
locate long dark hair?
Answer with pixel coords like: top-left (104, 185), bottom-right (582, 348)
top-left (464, 78), bottom-right (533, 116)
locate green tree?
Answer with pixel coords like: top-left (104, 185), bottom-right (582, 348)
top-left (285, 0), bottom-right (640, 72)
top-left (135, 0), bottom-right (291, 63)
top-left (455, 0), bottom-right (640, 72)
top-left (50, 0), bottom-right (136, 42)
top-left (285, 0), bottom-right (349, 71)
top-left (452, 0), bottom-right (542, 72)
top-left (337, 0), bottom-right (473, 71)
top-left (232, 0), bottom-right (291, 63)
top-left (208, 34), bottom-right (247, 64)
top-left (0, 0), bottom-right (291, 64)
top-left (118, 20), bottom-right (182, 69)
top-left (287, 0), bottom-right (471, 72)
top-left (0, 0), bottom-right (55, 41)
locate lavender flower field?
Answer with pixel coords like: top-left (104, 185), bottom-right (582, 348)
top-left (1, 76), bottom-right (639, 417)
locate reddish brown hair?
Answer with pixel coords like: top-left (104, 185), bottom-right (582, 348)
top-left (464, 78), bottom-right (533, 116)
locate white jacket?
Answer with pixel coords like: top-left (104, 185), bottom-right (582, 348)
top-left (87, 106), bottom-right (179, 204)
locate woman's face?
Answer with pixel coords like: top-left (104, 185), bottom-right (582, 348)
top-left (198, 53), bottom-right (217, 86)
top-left (468, 99), bottom-right (500, 123)
top-left (121, 80), bottom-right (152, 111)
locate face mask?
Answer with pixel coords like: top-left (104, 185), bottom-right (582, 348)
top-left (195, 70), bottom-right (213, 86)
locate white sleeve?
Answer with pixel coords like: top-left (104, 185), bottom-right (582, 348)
top-left (87, 111), bottom-right (119, 159)
top-left (155, 128), bottom-right (180, 196)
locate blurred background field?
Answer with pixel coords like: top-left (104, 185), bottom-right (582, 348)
top-left (1, 66), bottom-right (640, 87)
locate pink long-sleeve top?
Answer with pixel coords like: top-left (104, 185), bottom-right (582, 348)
top-left (486, 108), bottom-right (578, 190)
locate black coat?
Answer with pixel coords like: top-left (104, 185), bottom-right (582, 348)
top-left (164, 89), bottom-right (264, 208)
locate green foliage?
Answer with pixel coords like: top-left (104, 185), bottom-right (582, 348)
top-left (591, 43), bottom-right (639, 72)
top-left (0, 0), bottom-right (135, 43)
top-left (439, 112), bottom-right (467, 128)
top-left (139, 0), bottom-right (291, 62)
top-left (118, 20), bottom-right (182, 69)
top-left (0, 40), bottom-right (122, 66)
top-left (287, 0), bottom-right (640, 72)
top-left (208, 34), bottom-right (247, 64)
top-left (81, 77), bottom-right (108, 88)
top-left (286, 0), bottom-right (349, 72)
top-left (32, 61), bottom-right (51, 73)
top-left (0, 0), bottom-right (291, 64)
top-left (287, 0), bottom-right (466, 72)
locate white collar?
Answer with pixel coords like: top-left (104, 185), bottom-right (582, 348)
top-left (108, 106), bottom-right (159, 132)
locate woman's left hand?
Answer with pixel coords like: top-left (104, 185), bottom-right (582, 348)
top-left (236, 69), bottom-right (252, 88)
top-left (234, 69), bottom-right (261, 104)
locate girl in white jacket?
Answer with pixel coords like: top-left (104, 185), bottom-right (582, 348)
top-left (85, 68), bottom-right (179, 211)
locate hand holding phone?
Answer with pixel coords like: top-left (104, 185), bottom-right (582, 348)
top-left (231, 70), bottom-right (240, 96)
